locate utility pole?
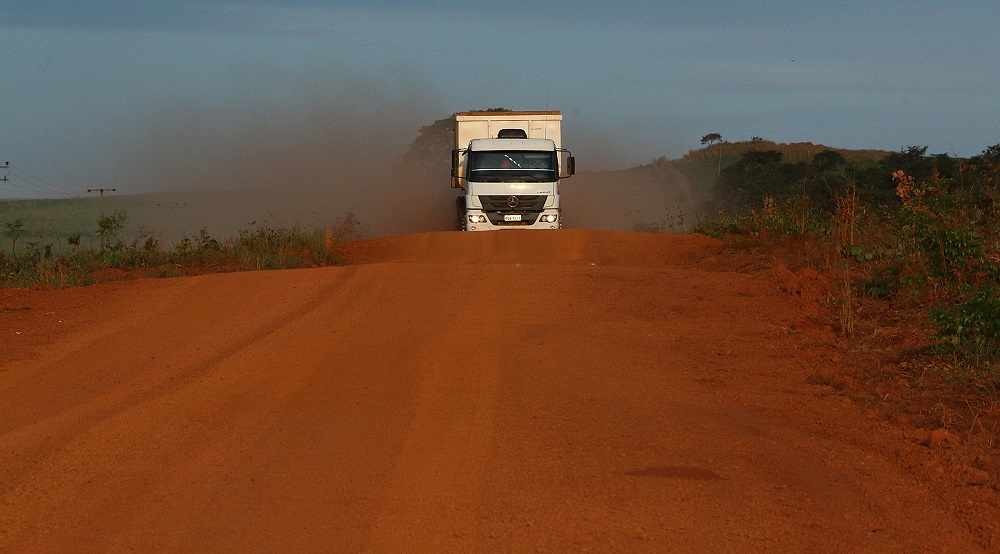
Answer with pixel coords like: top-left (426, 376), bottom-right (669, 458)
top-left (1, 162), bottom-right (8, 183)
top-left (87, 187), bottom-right (117, 219)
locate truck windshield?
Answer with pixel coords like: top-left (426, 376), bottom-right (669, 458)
top-left (468, 151), bottom-right (557, 183)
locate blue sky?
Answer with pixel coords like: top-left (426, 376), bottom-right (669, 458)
top-left (2, 1), bottom-right (999, 198)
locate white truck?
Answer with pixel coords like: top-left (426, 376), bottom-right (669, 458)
top-left (451, 111), bottom-right (574, 231)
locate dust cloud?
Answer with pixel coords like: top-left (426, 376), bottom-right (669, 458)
top-left (561, 126), bottom-right (706, 232)
top-left (113, 74), bottom-right (454, 242)
top-left (111, 74), bottom-right (704, 242)
top-left (558, 120), bottom-right (708, 233)
top-left (564, 159), bottom-right (707, 233)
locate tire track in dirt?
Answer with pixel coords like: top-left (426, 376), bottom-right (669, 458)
top-left (0, 268), bottom-right (379, 548)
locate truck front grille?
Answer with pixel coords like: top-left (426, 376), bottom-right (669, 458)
top-left (478, 195), bottom-right (547, 212)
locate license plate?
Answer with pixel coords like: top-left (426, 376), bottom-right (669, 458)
top-left (504, 214), bottom-right (522, 222)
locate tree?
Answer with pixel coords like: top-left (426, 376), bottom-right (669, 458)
top-left (396, 116), bottom-right (453, 174)
top-left (700, 133), bottom-right (722, 146)
top-left (965, 143), bottom-right (1000, 189)
top-left (741, 150), bottom-right (784, 168)
top-left (962, 144), bottom-right (1000, 238)
top-left (700, 133), bottom-right (724, 176)
top-left (711, 149), bottom-right (826, 214)
top-left (812, 149), bottom-right (847, 172)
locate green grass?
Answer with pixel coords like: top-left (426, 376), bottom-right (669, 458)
top-left (1, 209), bottom-right (361, 289)
top-left (0, 197), bottom-right (107, 254)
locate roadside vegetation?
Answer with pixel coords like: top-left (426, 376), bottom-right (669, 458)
top-left (1, 211), bottom-right (360, 288)
top-left (664, 138), bottom-right (999, 406)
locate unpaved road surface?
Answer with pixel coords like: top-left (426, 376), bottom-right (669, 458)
top-left (1, 230), bottom-right (996, 551)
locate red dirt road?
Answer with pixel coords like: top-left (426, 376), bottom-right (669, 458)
top-left (1, 230), bottom-right (996, 551)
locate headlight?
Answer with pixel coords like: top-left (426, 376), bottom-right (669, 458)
top-left (540, 214), bottom-right (558, 223)
top-left (468, 214), bottom-right (487, 223)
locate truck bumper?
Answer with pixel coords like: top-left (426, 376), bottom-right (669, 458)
top-left (464, 209), bottom-right (561, 231)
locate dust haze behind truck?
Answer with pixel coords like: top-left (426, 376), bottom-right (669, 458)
top-left (451, 111), bottom-right (574, 231)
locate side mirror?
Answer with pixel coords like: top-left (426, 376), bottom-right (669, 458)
top-left (566, 156), bottom-right (575, 176)
top-left (451, 150), bottom-right (460, 178)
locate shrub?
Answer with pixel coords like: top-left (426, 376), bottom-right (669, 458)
top-left (877, 170), bottom-right (998, 373)
top-left (930, 283), bottom-right (1000, 369)
top-left (691, 149), bottom-right (998, 379)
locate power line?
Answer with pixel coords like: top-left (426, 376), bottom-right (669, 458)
top-left (3, 177), bottom-right (77, 198)
top-left (7, 163), bottom-right (83, 196)
top-left (6, 176), bottom-right (75, 197)
top-left (0, 161), bottom-right (92, 198)
top-left (9, 163), bottom-right (70, 190)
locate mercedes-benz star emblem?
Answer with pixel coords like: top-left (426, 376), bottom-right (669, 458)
top-left (507, 195), bottom-right (519, 208)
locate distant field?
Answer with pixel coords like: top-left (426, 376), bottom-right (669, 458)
top-left (1, 196), bottom-right (109, 253)
top-left (0, 191), bottom-right (258, 254)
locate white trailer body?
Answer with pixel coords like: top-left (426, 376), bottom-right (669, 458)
top-left (452, 111), bottom-right (574, 231)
